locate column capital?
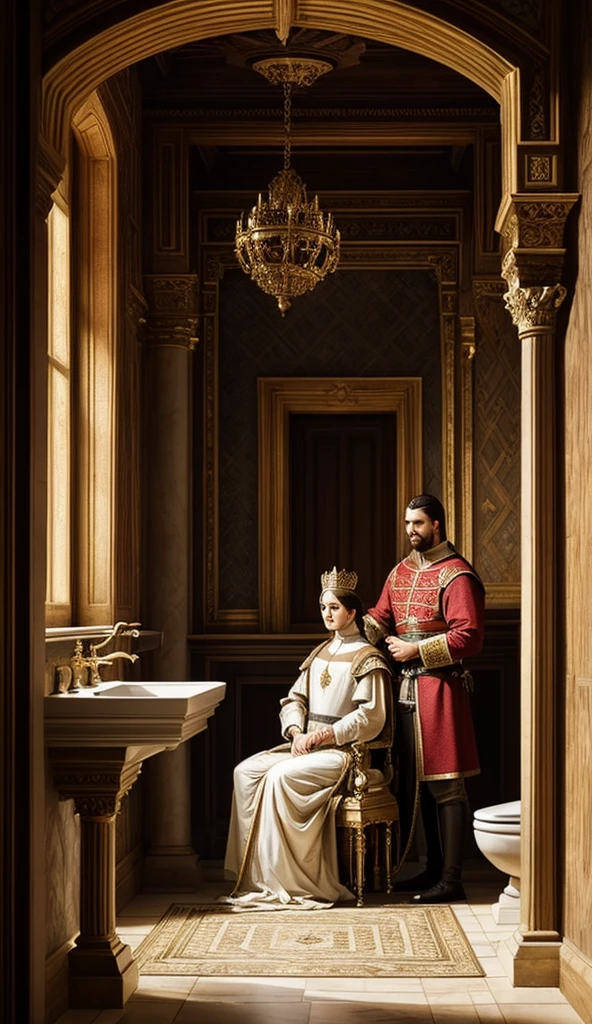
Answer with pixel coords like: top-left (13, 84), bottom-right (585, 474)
top-left (498, 193), bottom-right (578, 335)
top-left (143, 274), bottom-right (200, 350)
top-left (496, 192), bottom-right (579, 252)
top-left (48, 748), bottom-right (141, 818)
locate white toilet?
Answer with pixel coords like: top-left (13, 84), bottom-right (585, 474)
top-left (473, 799), bottom-right (521, 924)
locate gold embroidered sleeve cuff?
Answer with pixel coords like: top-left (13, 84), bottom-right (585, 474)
top-left (363, 614), bottom-right (387, 645)
top-left (418, 634), bottom-right (454, 669)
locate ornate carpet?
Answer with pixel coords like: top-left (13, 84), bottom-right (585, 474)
top-left (133, 903), bottom-right (484, 978)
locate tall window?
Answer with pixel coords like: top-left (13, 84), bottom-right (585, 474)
top-left (46, 198), bottom-right (72, 624)
top-left (46, 92), bottom-right (116, 627)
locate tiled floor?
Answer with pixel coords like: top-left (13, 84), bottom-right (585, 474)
top-left (55, 878), bottom-right (586, 1024)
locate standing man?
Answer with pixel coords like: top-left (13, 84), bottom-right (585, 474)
top-left (365, 494), bottom-right (485, 903)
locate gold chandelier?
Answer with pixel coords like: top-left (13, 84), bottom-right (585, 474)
top-left (235, 57), bottom-right (340, 316)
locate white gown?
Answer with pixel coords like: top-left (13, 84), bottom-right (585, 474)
top-left (223, 624), bottom-right (390, 909)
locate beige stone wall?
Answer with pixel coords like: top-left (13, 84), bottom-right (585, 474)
top-left (45, 69), bottom-right (144, 1011)
top-left (563, 0), bottom-right (592, 990)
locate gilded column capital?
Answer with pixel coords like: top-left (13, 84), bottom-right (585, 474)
top-left (498, 193), bottom-right (578, 336)
top-left (143, 274), bottom-right (200, 350)
top-left (503, 281), bottom-right (566, 335)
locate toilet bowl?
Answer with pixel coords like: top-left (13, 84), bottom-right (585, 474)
top-left (473, 799), bottom-right (521, 924)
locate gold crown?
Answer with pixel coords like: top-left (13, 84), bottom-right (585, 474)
top-left (320, 566), bottom-right (358, 593)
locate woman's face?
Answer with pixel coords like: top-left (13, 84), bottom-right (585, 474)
top-left (319, 590), bottom-right (357, 632)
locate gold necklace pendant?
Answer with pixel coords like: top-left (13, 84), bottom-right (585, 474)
top-left (320, 665), bottom-right (332, 688)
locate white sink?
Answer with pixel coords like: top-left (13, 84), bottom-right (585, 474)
top-left (45, 680), bottom-right (226, 762)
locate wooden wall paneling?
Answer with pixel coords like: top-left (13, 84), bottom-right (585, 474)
top-left (258, 377), bottom-right (422, 633)
top-left (197, 198), bottom-right (466, 628)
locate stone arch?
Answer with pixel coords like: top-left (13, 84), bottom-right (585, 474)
top-left (42, 0), bottom-right (519, 204)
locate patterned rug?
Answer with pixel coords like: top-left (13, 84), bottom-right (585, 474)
top-left (133, 903), bottom-right (484, 978)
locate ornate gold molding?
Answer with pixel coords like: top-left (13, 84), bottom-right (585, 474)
top-left (459, 316), bottom-right (475, 564)
top-left (485, 583), bottom-right (521, 609)
top-left (498, 194), bottom-right (579, 336)
top-left (258, 377), bottom-right (422, 633)
top-left (143, 275), bottom-right (200, 349)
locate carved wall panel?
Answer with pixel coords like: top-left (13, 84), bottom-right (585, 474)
top-left (472, 279), bottom-right (521, 602)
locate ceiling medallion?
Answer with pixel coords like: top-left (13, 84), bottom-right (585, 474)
top-left (234, 56), bottom-right (340, 316)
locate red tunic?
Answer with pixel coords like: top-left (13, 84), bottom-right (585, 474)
top-left (366, 542), bottom-right (485, 780)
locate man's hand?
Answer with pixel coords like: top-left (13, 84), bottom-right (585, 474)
top-left (386, 635), bottom-right (419, 662)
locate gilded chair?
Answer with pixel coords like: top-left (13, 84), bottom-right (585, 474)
top-left (335, 682), bottom-right (399, 906)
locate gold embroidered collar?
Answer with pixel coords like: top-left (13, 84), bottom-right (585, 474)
top-left (408, 540), bottom-right (457, 568)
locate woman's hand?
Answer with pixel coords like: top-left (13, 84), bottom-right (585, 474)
top-left (290, 731), bottom-right (309, 756)
top-left (386, 636), bottom-right (419, 662)
top-left (291, 726), bottom-right (335, 755)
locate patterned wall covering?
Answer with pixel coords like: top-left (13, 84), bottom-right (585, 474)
top-left (217, 267), bottom-right (441, 609)
top-left (473, 285), bottom-right (521, 583)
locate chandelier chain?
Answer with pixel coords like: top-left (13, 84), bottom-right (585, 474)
top-left (283, 81), bottom-right (292, 171)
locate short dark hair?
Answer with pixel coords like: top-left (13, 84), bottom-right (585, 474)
top-left (407, 494), bottom-right (447, 540)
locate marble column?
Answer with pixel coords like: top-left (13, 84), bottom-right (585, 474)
top-left (142, 275), bottom-right (201, 888)
top-left (497, 194), bottom-right (578, 985)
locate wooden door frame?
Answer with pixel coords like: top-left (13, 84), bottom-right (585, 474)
top-left (258, 376), bottom-right (422, 633)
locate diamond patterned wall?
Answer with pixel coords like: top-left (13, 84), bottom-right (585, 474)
top-left (473, 288), bottom-right (521, 583)
top-left (218, 267), bottom-right (441, 609)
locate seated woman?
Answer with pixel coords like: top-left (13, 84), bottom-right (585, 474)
top-left (223, 567), bottom-right (392, 910)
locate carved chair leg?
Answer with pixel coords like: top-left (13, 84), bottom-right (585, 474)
top-left (385, 822), bottom-right (393, 894)
top-left (354, 825), bottom-right (366, 907)
top-left (348, 828), bottom-right (354, 889)
top-left (373, 824), bottom-right (381, 891)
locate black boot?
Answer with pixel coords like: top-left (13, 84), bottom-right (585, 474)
top-left (413, 800), bottom-right (467, 904)
top-left (395, 785), bottom-right (443, 892)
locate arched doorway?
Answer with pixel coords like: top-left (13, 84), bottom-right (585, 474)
top-left (37, 0), bottom-right (577, 1003)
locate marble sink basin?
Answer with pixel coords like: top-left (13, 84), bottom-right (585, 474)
top-left (45, 680), bottom-right (226, 762)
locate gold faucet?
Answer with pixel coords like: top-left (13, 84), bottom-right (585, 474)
top-left (53, 623), bottom-right (142, 692)
top-left (85, 647), bottom-right (139, 687)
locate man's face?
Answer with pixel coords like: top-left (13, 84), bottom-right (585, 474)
top-left (405, 507), bottom-right (440, 552)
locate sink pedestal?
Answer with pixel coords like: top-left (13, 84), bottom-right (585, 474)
top-left (50, 748), bottom-right (142, 1008)
top-left (45, 678), bottom-right (226, 1008)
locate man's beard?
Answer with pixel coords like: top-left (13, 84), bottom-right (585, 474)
top-left (409, 531), bottom-right (434, 552)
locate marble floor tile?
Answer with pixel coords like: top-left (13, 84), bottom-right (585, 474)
top-left (470, 991), bottom-right (497, 1005)
top-left (130, 975), bottom-right (199, 999)
top-left (421, 978), bottom-right (489, 994)
top-left (308, 1002), bottom-right (433, 1023)
top-left (480, 957), bottom-right (511, 978)
top-left (305, 990), bottom-right (429, 1005)
top-left (485, 979), bottom-right (572, 1003)
top-left (471, 942), bottom-right (498, 957)
top-left (474, 1006), bottom-right (506, 1023)
top-left (304, 978), bottom-right (424, 992)
top-left (430, 1006), bottom-right (481, 1023)
top-left (175, 1001), bottom-right (312, 1024)
top-left (53, 1012), bottom-right (104, 1023)
top-left (188, 977), bottom-right (306, 1001)
top-left (498, 1005), bottom-right (586, 1024)
top-left (424, 992), bottom-right (474, 1006)
top-left (97, 1002), bottom-right (183, 1024)
top-left (117, 896), bottom-right (175, 917)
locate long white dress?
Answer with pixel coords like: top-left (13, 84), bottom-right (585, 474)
top-left (223, 623), bottom-right (390, 909)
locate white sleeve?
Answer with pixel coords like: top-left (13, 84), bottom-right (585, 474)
top-left (279, 670), bottom-right (309, 738)
top-left (332, 668), bottom-right (388, 746)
